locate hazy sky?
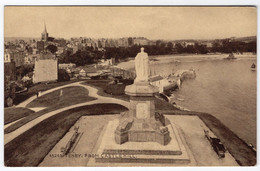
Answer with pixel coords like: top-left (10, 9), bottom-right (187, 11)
top-left (4, 6), bottom-right (257, 40)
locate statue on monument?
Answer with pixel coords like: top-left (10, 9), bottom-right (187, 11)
top-left (135, 47), bottom-right (149, 82)
top-left (114, 47), bottom-right (170, 146)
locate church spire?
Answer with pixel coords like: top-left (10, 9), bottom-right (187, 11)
top-left (41, 20), bottom-right (49, 41)
top-left (43, 21), bottom-right (47, 33)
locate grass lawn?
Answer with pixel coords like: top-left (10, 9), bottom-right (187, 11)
top-left (4, 103), bottom-right (127, 167)
top-left (82, 80), bottom-right (177, 111)
top-left (26, 86), bottom-right (96, 108)
top-left (14, 80), bottom-right (80, 105)
top-left (163, 110), bottom-right (256, 166)
top-left (82, 80), bottom-right (130, 101)
top-left (4, 107), bottom-right (35, 125)
top-left (5, 86), bottom-right (97, 134)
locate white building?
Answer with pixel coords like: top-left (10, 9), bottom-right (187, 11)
top-left (79, 69), bottom-right (86, 77)
top-left (33, 59), bottom-right (58, 83)
top-left (59, 63), bottom-right (76, 70)
top-left (4, 50), bottom-right (11, 63)
top-left (99, 58), bottom-right (115, 66)
top-left (133, 38), bottom-right (149, 46)
top-left (149, 75), bottom-right (164, 93)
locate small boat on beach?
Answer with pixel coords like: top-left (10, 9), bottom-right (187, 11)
top-left (251, 63), bottom-right (256, 71)
top-left (177, 98), bottom-right (184, 101)
top-left (224, 53), bottom-right (237, 60)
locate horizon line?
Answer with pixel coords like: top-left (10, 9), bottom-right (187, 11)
top-left (4, 35), bottom-right (257, 41)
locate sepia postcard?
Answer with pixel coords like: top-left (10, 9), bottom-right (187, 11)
top-left (2, 5), bottom-right (257, 167)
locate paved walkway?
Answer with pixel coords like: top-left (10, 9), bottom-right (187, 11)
top-left (4, 118), bottom-right (24, 130)
top-left (4, 81), bottom-right (129, 145)
top-left (29, 107), bottom-right (47, 112)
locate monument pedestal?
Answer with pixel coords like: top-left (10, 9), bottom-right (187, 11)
top-left (94, 119), bottom-right (192, 165)
top-left (114, 81), bottom-right (170, 145)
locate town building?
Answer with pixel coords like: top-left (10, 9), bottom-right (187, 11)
top-left (4, 62), bottom-right (16, 82)
top-left (4, 50), bottom-right (12, 63)
top-left (27, 54), bottom-right (40, 64)
top-left (59, 63), bottom-right (76, 70)
top-left (201, 42), bottom-right (213, 48)
top-left (53, 38), bottom-right (67, 47)
top-left (33, 53), bottom-right (58, 83)
top-left (118, 38), bottom-right (128, 47)
top-left (133, 37), bottom-right (149, 46)
top-left (79, 69), bottom-right (86, 77)
top-left (148, 41), bottom-right (157, 46)
top-left (4, 61), bottom-right (16, 106)
top-left (37, 41), bottom-right (45, 52)
top-left (84, 66), bottom-right (100, 77)
top-left (149, 75), bottom-right (164, 93)
top-left (128, 37), bottom-right (134, 46)
top-left (184, 42), bottom-right (196, 47)
top-left (56, 47), bottom-right (65, 56)
top-left (4, 49), bottom-right (25, 67)
top-left (99, 58), bottom-right (115, 66)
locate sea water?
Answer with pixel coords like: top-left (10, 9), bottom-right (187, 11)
top-left (149, 55), bottom-right (257, 147)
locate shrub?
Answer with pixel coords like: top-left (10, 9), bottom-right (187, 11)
top-left (58, 69), bottom-right (70, 82)
top-left (105, 84), bottom-right (126, 95)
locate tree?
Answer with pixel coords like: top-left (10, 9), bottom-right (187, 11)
top-left (16, 65), bottom-right (34, 78)
top-left (46, 44), bottom-right (58, 54)
top-left (58, 69), bottom-right (70, 82)
top-left (197, 44), bottom-right (208, 54)
top-left (185, 45), bottom-right (196, 53)
top-left (70, 50), bottom-right (95, 66)
top-left (211, 42), bottom-right (222, 53)
top-left (175, 43), bottom-right (185, 53)
top-left (58, 50), bottom-right (71, 63)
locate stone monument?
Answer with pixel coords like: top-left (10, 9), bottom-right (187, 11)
top-left (92, 48), bottom-right (192, 165)
top-left (114, 47), bottom-right (170, 145)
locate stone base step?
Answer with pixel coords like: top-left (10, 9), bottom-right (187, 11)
top-left (95, 154), bottom-right (190, 164)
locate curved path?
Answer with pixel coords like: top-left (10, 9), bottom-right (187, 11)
top-left (4, 81), bottom-right (129, 145)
